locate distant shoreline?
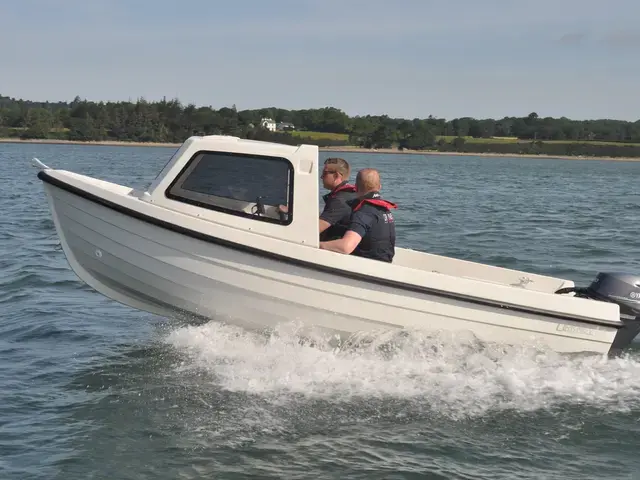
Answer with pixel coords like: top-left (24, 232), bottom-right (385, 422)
top-left (2, 137), bottom-right (640, 162)
top-left (0, 138), bottom-right (183, 148)
top-left (321, 145), bottom-right (640, 162)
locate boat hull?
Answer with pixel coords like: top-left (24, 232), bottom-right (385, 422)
top-left (40, 181), bottom-right (620, 355)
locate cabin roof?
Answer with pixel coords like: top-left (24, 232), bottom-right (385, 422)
top-left (148, 135), bottom-right (317, 191)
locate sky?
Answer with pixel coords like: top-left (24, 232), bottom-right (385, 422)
top-left (1, 0), bottom-right (639, 121)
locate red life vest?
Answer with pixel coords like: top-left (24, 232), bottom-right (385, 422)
top-left (329, 182), bottom-right (357, 198)
top-left (353, 192), bottom-right (398, 212)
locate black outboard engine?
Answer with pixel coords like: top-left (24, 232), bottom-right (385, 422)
top-left (584, 273), bottom-right (640, 318)
top-left (556, 272), bottom-right (640, 355)
top-left (557, 272), bottom-right (640, 317)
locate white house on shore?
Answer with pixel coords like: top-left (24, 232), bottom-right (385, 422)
top-left (261, 118), bottom-right (276, 131)
top-left (260, 117), bottom-right (296, 132)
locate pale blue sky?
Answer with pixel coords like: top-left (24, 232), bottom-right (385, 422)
top-left (2, 0), bottom-right (639, 120)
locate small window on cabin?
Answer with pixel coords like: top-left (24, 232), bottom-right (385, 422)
top-left (166, 151), bottom-right (293, 225)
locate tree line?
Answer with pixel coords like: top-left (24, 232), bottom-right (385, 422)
top-left (1, 94), bottom-right (640, 157)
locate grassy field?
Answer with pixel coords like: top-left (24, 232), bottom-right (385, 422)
top-left (436, 135), bottom-right (640, 146)
top-left (436, 135), bottom-right (518, 144)
top-left (290, 130), bottom-right (350, 141)
top-left (5, 126), bottom-right (640, 147)
top-left (540, 139), bottom-right (640, 146)
top-left (293, 131), bottom-right (640, 147)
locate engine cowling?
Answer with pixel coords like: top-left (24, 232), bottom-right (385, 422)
top-left (586, 272), bottom-right (640, 317)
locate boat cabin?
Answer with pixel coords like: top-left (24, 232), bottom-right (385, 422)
top-left (144, 135), bottom-right (322, 247)
top-left (140, 135), bottom-right (577, 295)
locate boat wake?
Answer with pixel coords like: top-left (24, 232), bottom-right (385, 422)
top-left (165, 320), bottom-right (640, 420)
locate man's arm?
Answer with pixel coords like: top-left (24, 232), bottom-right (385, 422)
top-left (319, 210), bottom-right (372, 254)
top-left (279, 200), bottom-right (341, 232)
top-left (319, 219), bottom-right (331, 233)
top-left (320, 230), bottom-right (362, 254)
top-left (319, 197), bottom-right (351, 232)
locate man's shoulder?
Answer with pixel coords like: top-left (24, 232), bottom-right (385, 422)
top-left (326, 191), bottom-right (357, 210)
top-left (349, 206), bottom-right (377, 225)
top-left (332, 190), bottom-right (358, 202)
top-left (321, 193), bottom-right (355, 224)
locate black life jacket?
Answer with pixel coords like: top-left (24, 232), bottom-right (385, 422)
top-left (320, 182), bottom-right (358, 241)
top-left (350, 192), bottom-right (397, 263)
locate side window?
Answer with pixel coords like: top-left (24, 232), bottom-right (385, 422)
top-left (166, 151), bottom-right (293, 225)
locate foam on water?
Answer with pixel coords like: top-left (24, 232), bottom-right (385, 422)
top-left (165, 320), bottom-right (640, 420)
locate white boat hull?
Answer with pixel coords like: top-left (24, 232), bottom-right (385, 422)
top-left (42, 181), bottom-right (620, 355)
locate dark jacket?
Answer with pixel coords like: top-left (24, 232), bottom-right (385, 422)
top-left (346, 192), bottom-right (397, 262)
top-left (319, 181), bottom-right (358, 241)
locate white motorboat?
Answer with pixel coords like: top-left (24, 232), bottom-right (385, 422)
top-left (33, 135), bottom-right (640, 356)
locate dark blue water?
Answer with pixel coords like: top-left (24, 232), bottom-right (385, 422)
top-left (2, 142), bottom-right (640, 479)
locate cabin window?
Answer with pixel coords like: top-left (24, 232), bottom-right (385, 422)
top-left (165, 151), bottom-right (293, 225)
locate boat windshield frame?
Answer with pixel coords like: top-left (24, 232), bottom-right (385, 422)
top-left (164, 149), bottom-right (295, 226)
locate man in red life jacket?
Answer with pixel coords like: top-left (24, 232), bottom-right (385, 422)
top-left (319, 168), bottom-right (397, 262)
top-left (318, 157), bottom-right (359, 241)
top-left (279, 157), bottom-right (357, 241)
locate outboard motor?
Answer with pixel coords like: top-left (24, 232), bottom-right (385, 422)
top-left (556, 272), bottom-right (640, 354)
top-left (585, 273), bottom-right (640, 318)
top-left (557, 272), bottom-right (640, 317)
